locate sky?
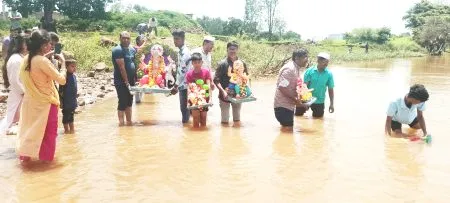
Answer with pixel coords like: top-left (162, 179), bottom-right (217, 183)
top-left (119, 0), bottom-right (444, 39)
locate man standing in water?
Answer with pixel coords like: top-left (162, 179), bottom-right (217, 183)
top-left (192, 35), bottom-right (215, 90)
top-left (112, 31), bottom-right (136, 126)
top-left (214, 41), bottom-right (248, 124)
top-left (274, 49), bottom-right (310, 128)
top-left (296, 52), bottom-right (335, 118)
top-left (170, 29), bottom-right (192, 124)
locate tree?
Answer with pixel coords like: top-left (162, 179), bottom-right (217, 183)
top-left (417, 16), bottom-right (450, 55)
top-left (283, 31), bottom-right (301, 41)
top-left (244, 0), bottom-right (261, 35)
top-left (197, 16), bottom-right (227, 35)
top-left (262, 0), bottom-right (279, 37)
top-left (4, 0), bottom-right (114, 31)
top-left (403, 0), bottom-right (450, 54)
top-left (133, 5), bottom-right (150, 13)
top-left (343, 27), bottom-right (392, 44)
top-left (273, 17), bottom-right (286, 37)
top-left (223, 17), bottom-right (244, 36)
top-left (3, 0), bottom-right (38, 18)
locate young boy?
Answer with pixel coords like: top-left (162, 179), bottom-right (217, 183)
top-left (185, 53), bottom-right (212, 128)
top-left (59, 55), bottom-right (78, 134)
top-left (385, 84), bottom-right (430, 137)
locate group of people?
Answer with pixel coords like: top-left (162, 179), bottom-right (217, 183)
top-left (0, 22), bottom-right (432, 165)
top-left (1, 28), bottom-right (79, 164)
top-left (112, 30), bottom-right (245, 127)
top-left (273, 48), bottom-right (430, 137)
top-left (112, 29), bottom-right (431, 139)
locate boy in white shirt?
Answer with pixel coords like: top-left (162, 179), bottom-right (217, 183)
top-left (385, 84), bottom-right (430, 137)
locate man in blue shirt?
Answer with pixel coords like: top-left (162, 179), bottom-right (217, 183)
top-left (385, 84), bottom-right (430, 137)
top-left (296, 52), bottom-right (335, 118)
top-left (112, 31), bottom-right (136, 126)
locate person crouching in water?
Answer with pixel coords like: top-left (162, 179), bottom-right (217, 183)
top-left (185, 53), bottom-right (212, 128)
top-left (385, 84), bottom-right (430, 137)
top-left (59, 55), bottom-right (78, 134)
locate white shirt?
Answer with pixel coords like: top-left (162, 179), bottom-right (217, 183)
top-left (6, 54), bottom-right (24, 94)
top-left (149, 19), bottom-right (157, 27)
top-left (191, 47), bottom-right (212, 71)
top-left (175, 45), bottom-right (192, 90)
top-left (387, 97), bottom-right (426, 124)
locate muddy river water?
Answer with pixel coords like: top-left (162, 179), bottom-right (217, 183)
top-left (0, 55), bottom-right (449, 202)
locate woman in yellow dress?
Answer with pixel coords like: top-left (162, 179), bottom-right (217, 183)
top-left (17, 30), bottom-right (67, 163)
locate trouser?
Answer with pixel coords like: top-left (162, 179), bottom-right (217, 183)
top-left (179, 89), bottom-right (190, 123)
top-left (295, 103), bottom-right (325, 117)
top-left (149, 26), bottom-right (158, 36)
top-left (219, 100), bottom-right (242, 123)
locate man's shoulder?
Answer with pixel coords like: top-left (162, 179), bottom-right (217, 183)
top-left (112, 45), bottom-right (122, 52)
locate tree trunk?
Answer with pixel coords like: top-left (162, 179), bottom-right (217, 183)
top-left (42, 0), bottom-right (56, 32)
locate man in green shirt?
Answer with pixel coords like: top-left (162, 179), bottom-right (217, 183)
top-left (296, 52), bottom-right (335, 118)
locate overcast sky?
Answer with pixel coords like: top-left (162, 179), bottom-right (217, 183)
top-left (119, 0), bottom-right (446, 39)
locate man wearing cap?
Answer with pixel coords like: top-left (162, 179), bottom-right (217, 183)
top-left (296, 52), bottom-right (335, 118)
top-left (192, 36), bottom-right (215, 90)
top-left (8, 8), bottom-right (22, 31)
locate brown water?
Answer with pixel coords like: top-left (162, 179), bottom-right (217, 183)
top-left (1, 55), bottom-right (450, 202)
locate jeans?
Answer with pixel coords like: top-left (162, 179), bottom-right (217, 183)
top-left (179, 89), bottom-right (190, 123)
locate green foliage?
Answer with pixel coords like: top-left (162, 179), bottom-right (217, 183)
top-left (404, 1), bottom-right (450, 54)
top-left (197, 17), bottom-right (226, 35)
top-left (403, 0), bottom-right (450, 29)
top-left (223, 18), bottom-right (244, 36)
top-left (282, 31), bottom-right (301, 41)
top-left (344, 27), bottom-right (392, 44)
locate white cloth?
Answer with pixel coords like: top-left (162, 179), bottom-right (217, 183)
top-left (192, 47), bottom-right (212, 71)
top-left (148, 18), bottom-right (157, 27)
top-left (0, 54), bottom-right (24, 135)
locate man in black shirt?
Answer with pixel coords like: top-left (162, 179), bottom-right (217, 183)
top-left (213, 41), bottom-right (249, 124)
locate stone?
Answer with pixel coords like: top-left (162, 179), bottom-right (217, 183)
top-left (78, 100), bottom-right (86, 106)
top-left (100, 85), bottom-right (105, 90)
top-left (94, 62), bottom-right (107, 72)
top-left (87, 71), bottom-right (95, 77)
top-left (97, 93), bottom-right (105, 98)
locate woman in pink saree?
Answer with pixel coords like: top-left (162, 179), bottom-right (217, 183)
top-left (17, 30), bottom-right (67, 163)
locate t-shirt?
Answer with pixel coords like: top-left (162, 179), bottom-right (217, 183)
top-left (112, 45), bottom-right (136, 86)
top-left (59, 73), bottom-right (78, 110)
top-left (274, 61), bottom-right (303, 110)
top-left (213, 57), bottom-right (248, 102)
top-left (303, 65), bottom-right (334, 104)
top-left (186, 68), bottom-right (211, 84)
top-left (2, 36), bottom-right (10, 59)
top-left (387, 97), bottom-right (426, 124)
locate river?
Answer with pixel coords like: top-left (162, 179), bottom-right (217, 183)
top-left (0, 55), bottom-right (449, 202)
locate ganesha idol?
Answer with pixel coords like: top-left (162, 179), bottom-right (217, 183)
top-left (137, 44), bottom-right (176, 89)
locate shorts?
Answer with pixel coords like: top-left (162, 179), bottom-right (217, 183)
top-left (62, 108), bottom-right (75, 124)
top-left (391, 117), bottom-right (419, 131)
top-left (274, 107), bottom-right (294, 127)
top-left (295, 103), bottom-right (325, 117)
top-left (115, 85), bottom-right (133, 111)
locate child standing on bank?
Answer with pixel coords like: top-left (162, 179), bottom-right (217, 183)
top-left (185, 53), bottom-right (212, 128)
top-left (59, 55), bottom-right (78, 134)
top-left (385, 84), bottom-right (430, 137)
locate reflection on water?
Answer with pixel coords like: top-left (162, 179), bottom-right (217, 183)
top-left (1, 55), bottom-right (450, 202)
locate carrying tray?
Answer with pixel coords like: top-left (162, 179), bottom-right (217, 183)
top-left (130, 86), bottom-right (171, 94)
top-left (226, 96), bottom-right (257, 103)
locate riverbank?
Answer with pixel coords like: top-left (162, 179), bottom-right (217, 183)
top-left (0, 67), bottom-right (116, 119)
